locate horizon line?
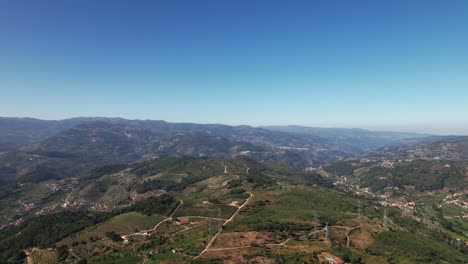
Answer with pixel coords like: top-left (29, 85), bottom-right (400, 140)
top-left (1, 115), bottom-right (467, 136)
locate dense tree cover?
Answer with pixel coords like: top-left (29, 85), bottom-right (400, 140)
top-left (56, 245), bottom-right (69, 261)
top-left (369, 231), bottom-right (467, 263)
top-left (245, 173), bottom-right (276, 188)
top-left (20, 165), bottom-right (61, 183)
top-left (332, 248), bottom-right (363, 264)
top-left (0, 167), bottom-right (17, 185)
top-left (135, 179), bottom-right (166, 193)
top-left (226, 179), bottom-right (242, 189)
top-left (29, 150), bottom-right (77, 159)
top-left (0, 183), bottom-right (16, 199)
top-left (228, 186), bottom-right (245, 195)
top-left (360, 161), bottom-right (465, 191)
top-left (0, 194), bottom-right (178, 264)
top-left (81, 164), bottom-right (129, 180)
top-left (166, 174), bottom-right (209, 192)
top-left (105, 231), bottom-right (123, 242)
top-left (129, 194), bottom-right (178, 216)
top-left (302, 171), bottom-right (334, 188)
top-left (0, 211), bottom-right (107, 263)
top-left (324, 161), bottom-right (354, 176)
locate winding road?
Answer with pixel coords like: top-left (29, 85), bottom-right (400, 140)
top-left (194, 190), bottom-right (253, 259)
top-left (120, 162), bottom-right (256, 261)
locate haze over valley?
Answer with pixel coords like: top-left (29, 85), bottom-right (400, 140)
top-left (0, 117), bottom-right (467, 263)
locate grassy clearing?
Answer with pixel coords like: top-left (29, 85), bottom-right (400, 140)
top-left (228, 185), bottom-right (368, 232)
top-left (30, 249), bottom-right (57, 264)
top-left (109, 212), bottom-right (165, 230)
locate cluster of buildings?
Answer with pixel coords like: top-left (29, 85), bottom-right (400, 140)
top-left (90, 202), bottom-right (108, 211)
top-left (171, 248), bottom-right (185, 254)
top-left (45, 178), bottom-right (77, 192)
top-left (443, 192), bottom-right (468, 214)
top-left (0, 217), bottom-right (24, 230)
top-left (35, 203), bottom-right (58, 215)
top-left (333, 176), bottom-right (348, 186)
top-left (379, 200), bottom-right (416, 212)
top-left (18, 200), bottom-right (36, 211)
top-left (148, 247), bottom-right (186, 255)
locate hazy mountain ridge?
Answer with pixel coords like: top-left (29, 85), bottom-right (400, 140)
top-left (0, 120), bottom-right (467, 263)
top-left (0, 117), bottom-right (112, 149)
top-left (262, 125), bottom-right (432, 138)
top-left (262, 125), bottom-right (436, 152)
top-left (0, 117), bottom-right (447, 185)
top-left (1, 117), bottom-right (436, 150)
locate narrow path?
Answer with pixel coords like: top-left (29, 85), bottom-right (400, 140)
top-left (122, 199), bottom-right (184, 239)
top-left (194, 190), bottom-right (254, 259)
top-left (62, 191), bottom-right (73, 208)
top-left (68, 248), bottom-right (79, 259)
top-left (331, 224), bottom-right (362, 248)
top-left (222, 162), bottom-right (228, 174)
top-left (307, 227), bottom-right (326, 237)
top-left (281, 238), bottom-right (292, 246)
top-left (169, 199), bottom-right (184, 218)
top-left (224, 191), bottom-right (253, 225)
top-left (206, 245), bottom-right (251, 251)
top-left (177, 216), bottom-right (228, 221)
top-left (173, 224), bottom-right (204, 235)
top-left (330, 224), bottom-right (362, 229)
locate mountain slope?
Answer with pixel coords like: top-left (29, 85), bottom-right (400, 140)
top-left (0, 157), bottom-right (465, 264)
top-left (0, 118), bottom-right (446, 185)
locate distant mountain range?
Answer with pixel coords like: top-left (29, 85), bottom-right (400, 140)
top-left (1, 117), bottom-right (436, 149)
top-left (0, 117), bottom-right (448, 184)
top-left (0, 118), bottom-right (467, 263)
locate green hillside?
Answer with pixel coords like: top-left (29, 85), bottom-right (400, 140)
top-left (0, 157), bottom-right (465, 264)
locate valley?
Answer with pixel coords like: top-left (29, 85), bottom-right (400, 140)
top-left (3, 1), bottom-right (468, 263)
top-left (0, 119), bottom-right (466, 264)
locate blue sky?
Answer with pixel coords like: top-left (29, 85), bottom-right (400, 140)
top-left (1, 1), bottom-right (467, 134)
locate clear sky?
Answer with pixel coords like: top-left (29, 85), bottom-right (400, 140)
top-left (1, 1), bottom-right (467, 134)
